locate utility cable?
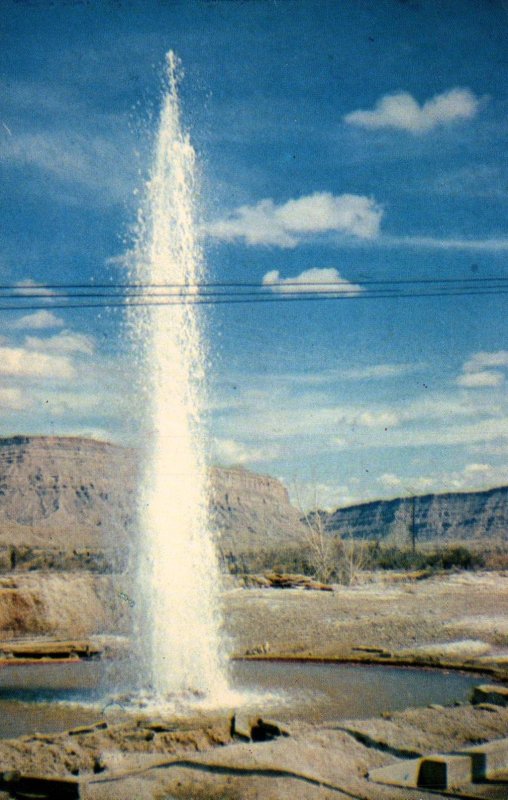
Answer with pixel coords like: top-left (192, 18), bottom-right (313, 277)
top-left (0, 286), bottom-right (507, 312)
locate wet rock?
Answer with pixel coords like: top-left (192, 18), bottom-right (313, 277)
top-left (471, 684), bottom-right (508, 707)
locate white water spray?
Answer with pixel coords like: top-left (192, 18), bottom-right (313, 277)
top-left (130, 52), bottom-right (228, 701)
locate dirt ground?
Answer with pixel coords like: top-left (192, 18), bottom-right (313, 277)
top-left (0, 570), bottom-right (507, 799)
top-left (224, 571), bottom-right (508, 675)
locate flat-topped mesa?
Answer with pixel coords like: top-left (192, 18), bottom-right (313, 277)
top-left (210, 465), bottom-right (306, 552)
top-left (0, 436), bottom-right (306, 557)
top-left (323, 486), bottom-right (508, 543)
top-left (0, 436), bottom-right (137, 549)
top-left (211, 465), bottom-right (289, 504)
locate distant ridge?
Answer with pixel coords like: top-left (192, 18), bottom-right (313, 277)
top-left (322, 485), bottom-right (508, 543)
top-left (0, 436), bottom-right (505, 555)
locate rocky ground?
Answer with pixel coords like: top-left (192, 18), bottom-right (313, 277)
top-left (0, 698), bottom-right (506, 799)
top-left (224, 571), bottom-right (508, 676)
top-left (0, 570), bottom-right (507, 799)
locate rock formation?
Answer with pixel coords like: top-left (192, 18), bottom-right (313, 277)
top-left (0, 436), bottom-right (306, 567)
top-left (210, 465), bottom-right (305, 552)
top-left (322, 486), bottom-right (508, 544)
top-left (0, 436), bottom-right (506, 569)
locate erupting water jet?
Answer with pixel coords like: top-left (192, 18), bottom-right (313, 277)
top-left (129, 51), bottom-right (228, 703)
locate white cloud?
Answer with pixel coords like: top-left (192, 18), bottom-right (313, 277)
top-left (377, 462), bottom-right (508, 497)
top-left (463, 350), bottom-right (508, 372)
top-left (384, 235), bottom-right (508, 251)
top-left (0, 387), bottom-right (29, 411)
top-left (213, 437), bottom-right (279, 465)
top-left (457, 350), bottom-right (508, 388)
top-left (13, 279), bottom-right (54, 299)
top-left (207, 192), bottom-right (383, 247)
top-left (11, 310), bottom-right (64, 330)
top-left (291, 480), bottom-right (357, 512)
top-left (356, 410), bottom-right (400, 428)
top-left (262, 268), bottom-right (363, 296)
top-left (0, 346), bottom-right (74, 380)
top-left (340, 363), bottom-right (417, 380)
top-left (378, 473), bottom-right (403, 489)
top-left (377, 417), bottom-right (508, 450)
top-left (345, 88), bottom-right (480, 134)
top-left (463, 462), bottom-right (491, 475)
top-left (457, 370), bottom-right (504, 388)
top-left (24, 330), bottom-right (95, 355)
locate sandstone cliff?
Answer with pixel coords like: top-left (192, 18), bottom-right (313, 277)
top-left (0, 436), bottom-right (305, 563)
top-left (323, 486), bottom-right (508, 544)
top-left (210, 465), bottom-right (305, 552)
top-left (0, 436), bottom-right (136, 548)
top-left (0, 436), bottom-right (506, 566)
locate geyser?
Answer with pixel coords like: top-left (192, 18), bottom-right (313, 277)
top-left (129, 52), bottom-right (228, 701)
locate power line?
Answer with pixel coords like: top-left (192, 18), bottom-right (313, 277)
top-left (4, 284), bottom-right (508, 301)
top-left (1, 276), bottom-right (507, 291)
top-left (1, 286), bottom-right (507, 312)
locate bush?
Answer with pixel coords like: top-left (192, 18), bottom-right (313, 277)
top-left (369, 543), bottom-right (484, 572)
top-left (220, 540), bottom-right (489, 581)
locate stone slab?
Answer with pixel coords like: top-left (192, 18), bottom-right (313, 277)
top-left (459, 738), bottom-right (508, 780)
top-left (417, 754), bottom-right (472, 789)
top-left (471, 685), bottom-right (508, 707)
top-left (0, 773), bottom-right (80, 799)
top-left (368, 758), bottom-right (422, 787)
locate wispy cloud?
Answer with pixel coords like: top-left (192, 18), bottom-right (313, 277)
top-left (0, 387), bottom-right (29, 412)
top-left (262, 268), bottom-right (363, 295)
top-left (345, 88), bottom-right (480, 134)
top-left (378, 461), bottom-right (508, 496)
top-left (431, 165), bottom-right (508, 199)
top-left (212, 364), bottom-right (508, 457)
top-left (212, 437), bottom-right (280, 465)
top-left (207, 192), bottom-right (383, 247)
top-left (382, 235), bottom-right (508, 251)
top-left (0, 130), bottom-right (135, 204)
top-left (0, 345), bottom-right (74, 380)
top-left (457, 370), bottom-right (504, 388)
top-left (11, 310), bottom-right (64, 330)
top-left (24, 330), bottom-right (95, 355)
top-left (457, 350), bottom-right (508, 388)
top-left (463, 350), bottom-right (508, 372)
top-left (339, 363), bottom-right (418, 380)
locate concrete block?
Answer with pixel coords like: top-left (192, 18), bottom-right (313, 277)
top-left (368, 758), bottom-right (421, 787)
top-left (460, 738), bottom-right (508, 780)
top-left (0, 773), bottom-right (80, 799)
top-left (471, 684), bottom-right (508, 707)
top-left (417, 754), bottom-right (472, 789)
top-left (230, 712), bottom-right (252, 741)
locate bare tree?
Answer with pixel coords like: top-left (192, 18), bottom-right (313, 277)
top-left (295, 483), bottom-right (368, 585)
top-left (294, 482), bottom-right (337, 583)
top-left (336, 530), bottom-right (369, 586)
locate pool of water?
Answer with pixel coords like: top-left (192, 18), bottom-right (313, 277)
top-left (232, 660), bottom-right (483, 723)
top-left (0, 659), bottom-right (486, 738)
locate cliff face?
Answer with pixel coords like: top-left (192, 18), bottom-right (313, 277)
top-left (0, 436), bottom-right (136, 548)
top-left (210, 465), bottom-right (305, 552)
top-left (323, 486), bottom-right (508, 543)
top-left (0, 436), bottom-right (305, 555)
top-left (1, 436), bottom-right (506, 559)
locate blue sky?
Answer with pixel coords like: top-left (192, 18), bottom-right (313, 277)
top-left (1, 0), bottom-right (508, 508)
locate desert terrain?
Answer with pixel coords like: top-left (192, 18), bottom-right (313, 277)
top-left (0, 436), bottom-right (506, 798)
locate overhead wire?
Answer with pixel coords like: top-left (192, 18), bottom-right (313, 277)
top-left (0, 276), bottom-right (506, 310)
top-left (0, 275), bottom-right (506, 290)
